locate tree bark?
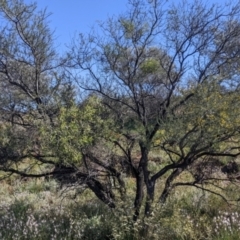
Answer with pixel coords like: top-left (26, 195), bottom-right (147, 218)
top-left (159, 168), bottom-right (182, 203)
top-left (133, 144), bottom-right (153, 220)
top-left (86, 178), bottom-right (116, 208)
top-left (133, 167), bottom-right (144, 221)
top-left (145, 179), bottom-right (155, 216)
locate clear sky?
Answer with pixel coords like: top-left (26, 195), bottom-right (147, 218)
top-left (24, 0), bottom-right (129, 51)
top-left (23, 0), bottom-right (227, 52)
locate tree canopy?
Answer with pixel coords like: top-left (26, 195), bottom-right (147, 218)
top-left (1, 0), bottom-right (240, 224)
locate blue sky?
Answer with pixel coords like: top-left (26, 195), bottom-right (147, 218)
top-left (24, 0), bottom-right (129, 51)
top-left (24, 0), bottom-right (227, 52)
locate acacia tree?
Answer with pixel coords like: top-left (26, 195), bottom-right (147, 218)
top-left (0, 0), bottom-right (125, 210)
top-left (68, 0), bottom-right (240, 219)
top-left (0, 0), bottom-right (71, 175)
top-left (2, 0), bottom-right (240, 224)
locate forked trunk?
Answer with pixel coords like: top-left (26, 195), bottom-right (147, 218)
top-left (133, 144), bottom-right (154, 220)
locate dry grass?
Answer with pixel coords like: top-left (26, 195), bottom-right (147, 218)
top-left (0, 168), bottom-right (240, 239)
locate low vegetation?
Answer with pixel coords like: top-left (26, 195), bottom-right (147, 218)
top-left (1, 172), bottom-right (240, 239)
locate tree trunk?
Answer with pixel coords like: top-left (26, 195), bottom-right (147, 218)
top-left (133, 144), bottom-right (152, 220)
top-left (159, 168), bottom-right (182, 203)
top-left (133, 167), bottom-right (144, 221)
top-left (86, 178), bottom-right (116, 208)
top-left (145, 179), bottom-right (155, 216)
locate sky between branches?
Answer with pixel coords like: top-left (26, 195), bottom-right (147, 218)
top-left (24, 0), bottom-right (230, 53)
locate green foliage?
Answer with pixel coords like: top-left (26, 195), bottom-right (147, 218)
top-left (40, 96), bottom-right (113, 165)
top-left (152, 81), bottom-right (240, 163)
top-left (0, 123), bottom-right (32, 167)
top-left (9, 199), bottom-right (32, 221)
top-left (121, 19), bottom-right (135, 38)
top-left (120, 18), bottom-right (149, 40)
top-left (140, 59), bottom-right (159, 74)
